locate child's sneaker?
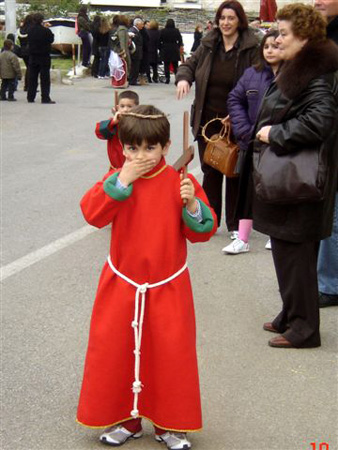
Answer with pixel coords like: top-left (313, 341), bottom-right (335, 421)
top-left (100, 425), bottom-right (143, 446)
top-left (155, 432), bottom-right (191, 450)
top-left (222, 238), bottom-right (249, 254)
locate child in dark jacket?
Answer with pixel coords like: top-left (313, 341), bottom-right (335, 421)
top-left (0, 40), bottom-right (22, 101)
top-left (223, 29), bottom-right (282, 254)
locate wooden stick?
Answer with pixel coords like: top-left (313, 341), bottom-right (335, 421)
top-left (183, 110), bottom-right (189, 154)
top-left (114, 91), bottom-right (119, 111)
top-left (72, 44), bottom-right (76, 76)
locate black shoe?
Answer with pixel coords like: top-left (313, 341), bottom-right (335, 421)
top-left (8, 97), bottom-right (17, 101)
top-left (0, 97), bottom-right (7, 101)
top-left (27, 100), bottom-right (34, 103)
top-left (319, 292), bottom-right (338, 308)
top-left (42, 99), bottom-right (56, 104)
top-left (165, 79), bottom-right (170, 84)
top-left (153, 78), bottom-right (159, 83)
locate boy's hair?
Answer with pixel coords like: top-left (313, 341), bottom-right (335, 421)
top-left (119, 105), bottom-right (170, 147)
top-left (118, 90), bottom-right (139, 105)
top-left (3, 39), bottom-right (14, 50)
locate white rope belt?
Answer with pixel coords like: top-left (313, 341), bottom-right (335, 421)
top-left (107, 255), bottom-right (188, 418)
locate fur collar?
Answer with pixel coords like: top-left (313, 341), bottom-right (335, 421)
top-left (277, 39), bottom-right (338, 99)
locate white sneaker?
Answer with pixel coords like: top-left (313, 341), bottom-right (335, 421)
top-left (265, 239), bottom-right (272, 250)
top-left (230, 231), bottom-right (239, 240)
top-left (100, 425), bottom-right (143, 446)
top-left (155, 432), bottom-right (191, 450)
top-left (222, 238), bottom-right (250, 254)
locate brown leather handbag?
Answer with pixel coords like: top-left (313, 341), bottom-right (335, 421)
top-left (202, 118), bottom-right (239, 177)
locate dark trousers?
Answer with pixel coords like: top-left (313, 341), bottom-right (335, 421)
top-left (1, 79), bottom-right (15, 99)
top-left (27, 55), bottom-right (51, 102)
top-left (148, 63), bottom-right (158, 81)
top-left (98, 46), bottom-right (110, 77)
top-left (164, 61), bottom-right (178, 82)
top-left (22, 55), bottom-right (29, 90)
top-left (79, 31), bottom-right (91, 67)
top-left (197, 135), bottom-right (239, 230)
top-left (129, 58), bottom-right (141, 84)
top-left (271, 238), bottom-right (321, 348)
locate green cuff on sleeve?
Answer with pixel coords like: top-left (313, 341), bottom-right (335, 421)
top-left (182, 199), bottom-right (214, 233)
top-left (103, 172), bottom-right (133, 201)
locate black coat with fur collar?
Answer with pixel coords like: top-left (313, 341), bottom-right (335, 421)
top-left (237, 39), bottom-right (338, 242)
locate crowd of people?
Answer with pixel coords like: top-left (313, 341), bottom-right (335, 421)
top-left (76, 6), bottom-right (191, 87)
top-left (1, 0), bottom-right (338, 449)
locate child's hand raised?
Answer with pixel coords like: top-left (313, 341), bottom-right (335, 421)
top-left (118, 158), bottom-right (157, 186)
top-left (180, 174), bottom-right (198, 213)
top-left (111, 109), bottom-right (121, 123)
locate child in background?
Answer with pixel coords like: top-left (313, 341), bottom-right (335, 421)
top-left (77, 105), bottom-right (217, 450)
top-left (222, 29), bottom-right (283, 254)
top-left (0, 40), bottom-right (22, 101)
top-left (95, 90), bottom-right (139, 169)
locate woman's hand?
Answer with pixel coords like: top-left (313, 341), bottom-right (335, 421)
top-left (256, 126), bottom-right (271, 144)
top-left (180, 175), bottom-right (198, 213)
top-left (220, 115), bottom-right (230, 130)
top-left (176, 80), bottom-right (191, 100)
top-left (118, 158), bottom-right (156, 186)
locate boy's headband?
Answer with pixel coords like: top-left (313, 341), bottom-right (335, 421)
top-left (121, 112), bottom-right (168, 120)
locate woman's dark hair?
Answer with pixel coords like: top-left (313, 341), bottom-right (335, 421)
top-left (254, 28), bottom-right (280, 71)
top-left (78, 5), bottom-right (88, 18)
top-left (91, 15), bottom-right (101, 33)
top-left (165, 19), bottom-right (175, 29)
top-left (23, 14), bottom-right (34, 27)
top-left (33, 13), bottom-right (44, 25)
top-left (215, 0), bottom-right (248, 31)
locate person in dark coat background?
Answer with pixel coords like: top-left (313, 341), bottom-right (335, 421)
top-left (18, 14), bottom-right (34, 91)
top-left (191, 24), bottom-right (203, 53)
top-left (90, 15), bottom-right (101, 78)
top-left (159, 19), bottom-right (183, 84)
top-left (223, 28), bottom-right (282, 255)
top-left (146, 19), bottom-right (160, 83)
top-left (237, 3), bottom-right (338, 348)
top-left (77, 5), bottom-right (92, 68)
top-left (139, 20), bottom-right (150, 84)
top-left (314, 0), bottom-right (338, 308)
top-left (128, 18), bottom-right (144, 85)
top-left (27, 12), bottom-right (55, 104)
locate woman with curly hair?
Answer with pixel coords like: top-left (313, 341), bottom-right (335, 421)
top-left (238, 3), bottom-right (338, 348)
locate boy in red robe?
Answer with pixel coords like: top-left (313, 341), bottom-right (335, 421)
top-left (77, 105), bottom-right (217, 450)
top-left (95, 90), bottom-right (139, 169)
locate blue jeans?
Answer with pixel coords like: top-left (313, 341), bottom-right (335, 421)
top-left (317, 192), bottom-right (338, 295)
top-left (98, 46), bottom-right (110, 77)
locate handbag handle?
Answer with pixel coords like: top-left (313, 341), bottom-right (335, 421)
top-left (201, 117), bottom-right (230, 143)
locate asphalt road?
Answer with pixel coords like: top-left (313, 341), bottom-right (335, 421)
top-left (1, 75), bottom-right (337, 450)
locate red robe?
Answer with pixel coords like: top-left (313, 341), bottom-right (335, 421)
top-left (77, 158), bottom-right (217, 432)
top-left (95, 119), bottom-right (125, 169)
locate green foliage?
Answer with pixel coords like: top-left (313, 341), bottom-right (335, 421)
top-left (22, 0), bottom-right (82, 18)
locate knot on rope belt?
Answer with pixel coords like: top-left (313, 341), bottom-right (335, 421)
top-left (107, 255), bottom-right (188, 418)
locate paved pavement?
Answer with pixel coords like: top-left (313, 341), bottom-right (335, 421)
top-left (1, 75), bottom-right (337, 450)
